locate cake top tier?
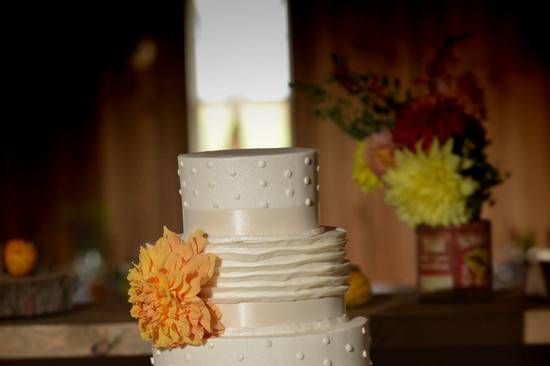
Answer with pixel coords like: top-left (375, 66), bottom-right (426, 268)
top-left (178, 148), bottom-right (319, 210)
top-left (178, 148), bottom-right (320, 236)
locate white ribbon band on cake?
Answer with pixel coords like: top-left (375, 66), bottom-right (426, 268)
top-left (183, 206), bottom-right (320, 237)
top-left (212, 296), bottom-right (345, 329)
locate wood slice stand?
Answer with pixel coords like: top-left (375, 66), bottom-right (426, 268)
top-left (0, 271), bottom-right (75, 318)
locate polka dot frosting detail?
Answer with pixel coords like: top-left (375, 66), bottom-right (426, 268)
top-left (265, 340), bottom-right (272, 348)
top-left (183, 201), bottom-right (188, 207)
top-left (362, 327), bottom-right (366, 334)
top-left (178, 149), bottom-right (320, 213)
top-left (363, 350), bottom-right (368, 358)
top-left (184, 354), bottom-right (191, 362)
top-left (237, 354), bottom-right (244, 362)
top-left (322, 336), bottom-right (330, 345)
top-left (296, 352), bottom-right (304, 360)
top-left (212, 202), bottom-right (219, 209)
top-left (305, 198), bottom-right (314, 206)
top-left (323, 359), bottom-right (332, 366)
top-left (345, 344), bottom-right (353, 352)
top-left (207, 342), bottom-right (214, 349)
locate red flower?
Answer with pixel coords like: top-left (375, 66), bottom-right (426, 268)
top-left (393, 96), bottom-right (471, 151)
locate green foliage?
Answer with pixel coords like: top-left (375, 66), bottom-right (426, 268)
top-left (291, 54), bottom-right (408, 140)
top-left (453, 119), bottom-right (506, 219)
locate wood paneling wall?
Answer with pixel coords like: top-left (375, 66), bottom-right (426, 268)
top-left (98, 38), bottom-right (188, 265)
top-left (289, 0), bottom-right (550, 285)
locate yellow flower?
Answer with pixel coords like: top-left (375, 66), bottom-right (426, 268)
top-left (128, 227), bottom-right (224, 348)
top-left (352, 140), bottom-right (382, 193)
top-left (383, 139), bottom-right (478, 227)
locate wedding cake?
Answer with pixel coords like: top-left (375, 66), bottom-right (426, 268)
top-left (148, 147), bottom-right (370, 365)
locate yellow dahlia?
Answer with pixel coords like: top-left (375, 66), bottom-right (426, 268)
top-left (352, 140), bottom-right (382, 193)
top-left (128, 227), bottom-right (224, 348)
top-left (383, 139), bottom-right (478, 227)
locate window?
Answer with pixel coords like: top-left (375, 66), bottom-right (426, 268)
top-left (188, 0), bottom-right (291, 151)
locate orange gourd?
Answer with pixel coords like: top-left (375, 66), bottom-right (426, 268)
top-left (345, 269), bottom-right (372, 307)
top-left (3, 239), bottom-right (38, 277)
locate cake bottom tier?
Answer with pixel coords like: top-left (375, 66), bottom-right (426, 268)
top-left (152, 316), bottom-right (370, 366)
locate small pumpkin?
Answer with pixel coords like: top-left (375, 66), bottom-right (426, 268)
top-left (3, 239), bottom-right (38, 277)
top-left (345, 268), bottom-right (372, 307)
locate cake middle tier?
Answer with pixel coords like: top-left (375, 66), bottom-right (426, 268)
top-left (200, 228), bottom-right (350, 331)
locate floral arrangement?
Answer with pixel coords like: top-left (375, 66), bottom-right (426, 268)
top-left (127, 227), bottom-right (224, 348)
top-left (295, 35), bottom-right (504, 227)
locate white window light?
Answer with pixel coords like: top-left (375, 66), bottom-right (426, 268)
top-left (188, 0), bottom-right (291, 151)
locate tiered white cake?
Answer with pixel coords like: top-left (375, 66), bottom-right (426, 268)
top-left (153, 148), bottom-right (370, 366)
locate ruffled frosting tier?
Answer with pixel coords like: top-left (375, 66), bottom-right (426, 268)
top-left (201, 227), bottom-right (349, 303)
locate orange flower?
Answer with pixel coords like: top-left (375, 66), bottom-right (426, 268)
top-left (128, 227), bottom-right (224, 348)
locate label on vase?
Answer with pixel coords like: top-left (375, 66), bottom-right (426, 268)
top-left (417, 221), bottom-right (492, 294)
top-left (418, 235), bottom-right (454, 292)
top-left (455, 231), bottom-right (491, 288)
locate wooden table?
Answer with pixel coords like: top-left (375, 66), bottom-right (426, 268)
top-left (348, 291), bottom-right (550, 348)
top-left (0, 301), bottom-right (149, 359)
top-left (1, 291), bottom-right (549, 363)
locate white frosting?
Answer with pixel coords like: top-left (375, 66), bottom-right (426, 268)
top-left (202, 228), bottom-right (349, 303)
top-left (178, 148), bottom-right (320, 236)
top-left (153, 317), bottom-right (370, 366)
